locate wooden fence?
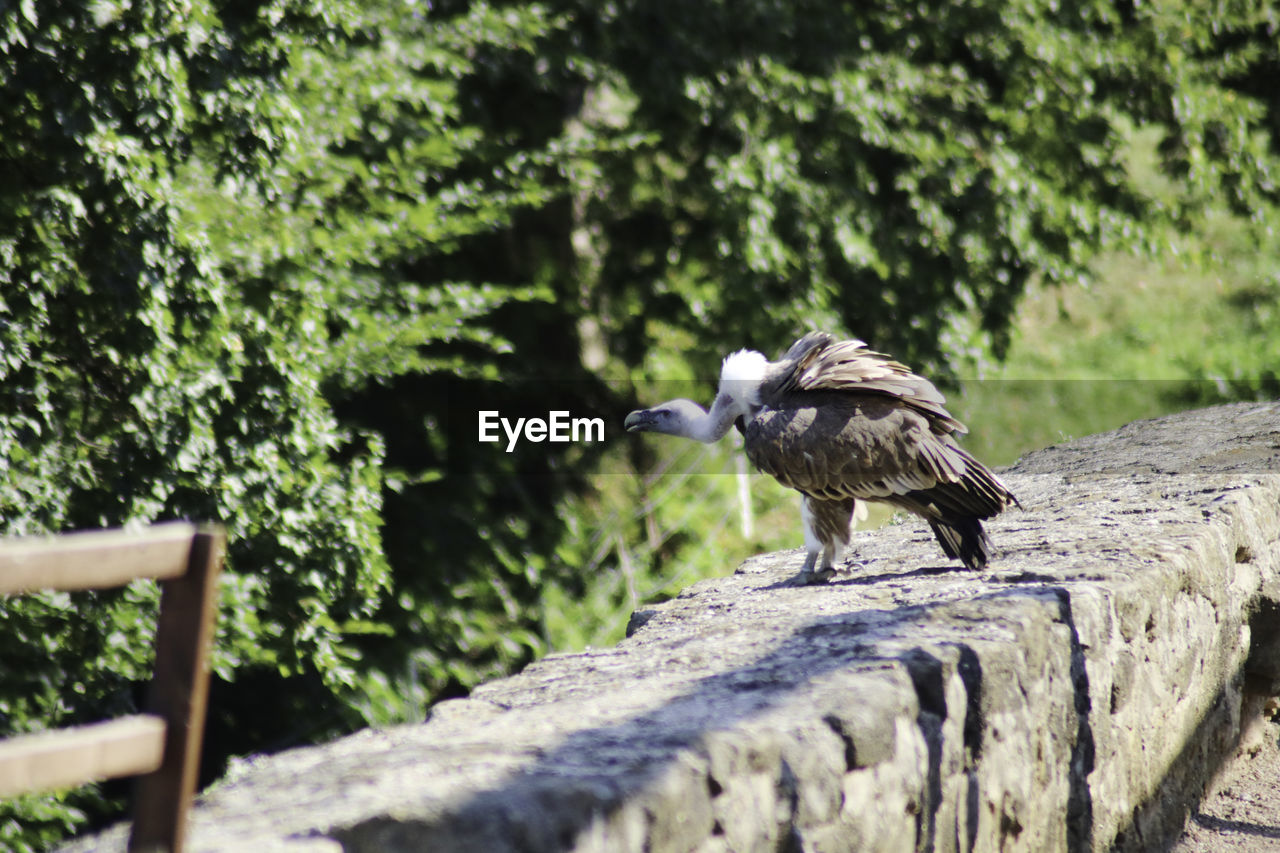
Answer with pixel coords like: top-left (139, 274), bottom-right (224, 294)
top-left (0, 522), bottom-right (224, 853)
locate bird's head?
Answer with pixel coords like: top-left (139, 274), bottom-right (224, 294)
top-left (626, 349), bottom-right (768, 443)
top-left (624, 399), bottom-right (707, 437)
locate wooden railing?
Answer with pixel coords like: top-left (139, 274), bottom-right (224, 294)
top-left (0, 522), bottom-right (224, 853)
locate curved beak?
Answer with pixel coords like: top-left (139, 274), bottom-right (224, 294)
top-left (624, 409), bottom-right (653, 432)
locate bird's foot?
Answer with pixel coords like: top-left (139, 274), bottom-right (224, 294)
top-left (782, 567), bottom-right (837, 586)
top-left (839, 558), bottom-right (874, 576)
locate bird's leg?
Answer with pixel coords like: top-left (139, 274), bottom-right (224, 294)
top-left (790, 543), bottom-right (836, 586)
top-left (821, 540), bottom-right (844, 571)
top-left (796, 546), bottom-right (834, 582)
top-left (806, 542), bottom-right (839, 583)
top-left (790, 498), bottom-right (835, 584)
top-left (788, 551), bottom-right (834, 585)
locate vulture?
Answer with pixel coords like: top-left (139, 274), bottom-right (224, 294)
top-left (624, 331), bottom-right (1019, 581)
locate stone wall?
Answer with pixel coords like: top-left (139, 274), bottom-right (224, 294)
top-left (64, 402), bottom-right (1280, 852)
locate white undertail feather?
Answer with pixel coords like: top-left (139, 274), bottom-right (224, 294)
top-left (854, 499), bottom-right (869, 524)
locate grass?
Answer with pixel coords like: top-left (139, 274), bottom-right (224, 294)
top-left (954, 204), bottom-right (1280, 467)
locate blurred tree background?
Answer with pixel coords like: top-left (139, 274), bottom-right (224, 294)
top-left (2, 0), bottom-right (1277, 847)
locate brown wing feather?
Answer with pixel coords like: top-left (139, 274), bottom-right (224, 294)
top-left (744, 395), bottom-right (1015, 520)
top-left (769, 334), bottom-right (966, 435)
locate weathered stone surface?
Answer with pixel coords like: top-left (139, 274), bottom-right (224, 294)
top-left (62, 402), bottom-right (1280, 852)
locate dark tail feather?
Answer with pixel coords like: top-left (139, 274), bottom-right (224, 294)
top-left (929, 518), bottom-right (992, 569)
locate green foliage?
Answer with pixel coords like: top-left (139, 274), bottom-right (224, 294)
top-left (545, 0), bottom-right (1271, 374)
top-left (0, 0), bottom-right (393, 839)
top-left (2, 0), bottom-right (1280, 848)
top-left (0, 788), bottom-right (85, 853)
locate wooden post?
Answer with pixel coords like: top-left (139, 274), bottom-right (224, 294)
top-left (128, 526), bottom-right (224, 853)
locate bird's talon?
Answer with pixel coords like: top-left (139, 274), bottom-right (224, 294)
top-left (785, 567), bottom-right (835, 586)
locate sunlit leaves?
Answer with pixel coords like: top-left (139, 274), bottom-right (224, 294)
top-left (570, 0), bottom-right (1278, 370)
top-left (0, 0), bottom-right (402, 842)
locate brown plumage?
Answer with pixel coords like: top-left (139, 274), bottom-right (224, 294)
top-left (624, 331), bottom-right (1019, 580)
